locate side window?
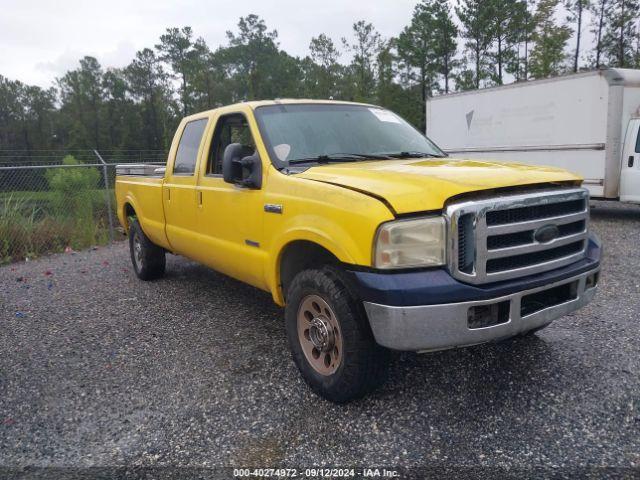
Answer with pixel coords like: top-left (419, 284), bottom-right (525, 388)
top-left (173, 118), bottom-right (208, 175)
top-left (206, 114), bottom-right (256, 175)
top-left (635, 124), bottom-right (640, 153)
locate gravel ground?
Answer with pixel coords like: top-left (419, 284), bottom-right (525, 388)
top-left (1, 201), bottom-right (639, 478)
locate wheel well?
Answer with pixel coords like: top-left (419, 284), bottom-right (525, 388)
top-left (124, 203), bottom-right (136, 229)
top-left (279, 241), bottom-right (340, 300)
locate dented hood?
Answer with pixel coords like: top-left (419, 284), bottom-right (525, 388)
top-left (296, 158), bottom-right (582, 214)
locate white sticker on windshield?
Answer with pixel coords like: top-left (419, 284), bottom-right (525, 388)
top-left (274, 143), bottom-right (291, 161)
top-left (369, 108), bottom-right (401, 123)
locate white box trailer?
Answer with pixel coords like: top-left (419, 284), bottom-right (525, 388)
top-left (426, 68), bottom-right (640, 203)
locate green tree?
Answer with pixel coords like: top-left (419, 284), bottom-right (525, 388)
top-left (46, 155), bottom-right (100, 247)
top-left (189, 39), bottom-right (233, 110)
top-left (0, 78), bottom-right (57, 153)
top-left (565, 0), bottom-right (591, 72)
top-left (589, 0), bottom-right (610, 67)
top-left (376, 39), bottom-right (423, 128)
top-left (520, 0), bottom-right (538, 80)
top-left (342, 21), bottom-right (382, 102)
top-left (635, 20), bottom-right (640, 67)
top-left (156, 26), bottom-right (196, 116)
top-left (57, 56), bottom-right (105, 149)
top-left (490, 0), bottom-right (528, 84)
top-left (529, 0), bottom-right (571, 78)
top-left (397, 1), bottom-right (457, 128)
top-left (102, 69), bottom-right (138, 152)
top-left (308, 34), bottom-right (342, 98)
top-left (125, 48), bottom-right (175, 150)
top-left (430, 0), bottom-right (459, 93)
top-left (601, 0), bottom-right (640, 67)
top-left (0, 76), bottom-right (22, 150)
top-left (456, 0), bottom-right (496, 89)
top-left (397, 7), bottom-right (436, 127)
top-left (376, 39), bottom-right (399, 108)
top-left (267, 51), bottom-right (305, 99)
top-left (224, 14), bottom-right (281, 100)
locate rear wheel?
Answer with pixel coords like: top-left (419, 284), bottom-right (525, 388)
top-left (285, 267), bottom-right (389, 403)
top-left (129, 218), bottom-right (165, 280)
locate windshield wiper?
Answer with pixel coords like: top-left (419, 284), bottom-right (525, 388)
top-left (383, 151), bottom-right (445, 159)
top-left (288, 153), bottom-right (391, 165)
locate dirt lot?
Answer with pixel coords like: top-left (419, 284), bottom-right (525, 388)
top-left (1, 201), bottom-right (639, 478)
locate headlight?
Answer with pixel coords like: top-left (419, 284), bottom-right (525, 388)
top-left (374, 216), bottom-right (446, 269)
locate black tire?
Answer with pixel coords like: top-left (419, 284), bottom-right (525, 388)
top-left (285, 266), bottom-right (389, 403)
top-left (129, 218), bottom-right (166, 281)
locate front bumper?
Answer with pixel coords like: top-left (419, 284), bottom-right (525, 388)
top-left (363, 266), bottom-right (599, 351)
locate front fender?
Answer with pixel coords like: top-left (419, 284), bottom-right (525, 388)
top-left (267, 218), bottom-right (366, 306)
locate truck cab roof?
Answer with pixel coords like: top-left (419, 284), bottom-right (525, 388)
top-left (182, 99), bottom-right (378, 122)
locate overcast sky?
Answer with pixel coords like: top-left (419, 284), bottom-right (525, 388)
top-left (1, 0), bottom-right (421, 88)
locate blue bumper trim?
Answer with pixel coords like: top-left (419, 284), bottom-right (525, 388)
top-left (347, 237), bottom-right (601, 307)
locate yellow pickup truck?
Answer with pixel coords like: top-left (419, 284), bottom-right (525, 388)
top-left (116, 100), bottom-right (601, 402)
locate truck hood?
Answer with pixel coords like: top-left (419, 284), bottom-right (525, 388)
top-left (296, 158), bottom-right (582, 214)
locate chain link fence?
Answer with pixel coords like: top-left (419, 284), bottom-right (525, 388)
top-left (0, 150), bottom-right (166, 264)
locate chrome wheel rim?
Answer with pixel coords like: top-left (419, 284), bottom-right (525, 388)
top-left (297, 294), bottom-right (343, 376)
top-left (133, 233), bottom-right (143, 270)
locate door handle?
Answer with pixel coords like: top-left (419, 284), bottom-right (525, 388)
top-left (629, 156), bottom-right (635, 168)
top-left (198, 191), bottom-right (203, 205)
top-left (166, 188), bottom-right (171, 201)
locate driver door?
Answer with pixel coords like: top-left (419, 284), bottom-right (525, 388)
top-left (194, 110), bottom-right (267, 289)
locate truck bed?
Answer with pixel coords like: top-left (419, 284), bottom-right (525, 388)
top-left (115, 164), bottom-right (170, 250)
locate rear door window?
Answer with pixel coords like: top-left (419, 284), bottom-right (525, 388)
top-left (173, 118), bottom-right (208, 175)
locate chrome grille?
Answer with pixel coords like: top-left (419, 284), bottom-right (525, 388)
top-left (446, 188), bottom-right (589, 284)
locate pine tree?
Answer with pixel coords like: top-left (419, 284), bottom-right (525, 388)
top-left (635, 19), bottom-right (640, 67)
top-left (125, 49), bottom-right (174, 150)
top-left (397, 0), bottom-right (457, 127)
top-left (156, 27), bottom-right (196, 116)
top-left (589, 0), bottom-right (609, 67)
top-left (224, 15), bottom-right (281, 101)
top-left (565, 0), bottom-right (591, 72)
top-left (601, 0), bottom-right (640, 67)
top-left (429, 0), bottom-right (458, 93)
top-left (397, 5), bottom-right (437, 127)
top-left (529, 0), bottom-right (571, 78)
top-left (57, 56), bottom-right (105, 149)
top-left (490, 0), bottom-right (529, 84)
top-left (308, 34), bottom-right (342, 98)
top-left (102, 69), bottom-right (136, 151)
top-left (342, 21), bottom-right (382, 102)
top-left (456, 0), bottom-right (496, 89)
top-left (521, 0), bottom-right (538, 80)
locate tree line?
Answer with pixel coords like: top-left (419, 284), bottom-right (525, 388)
top-left (1, 0), bottom-right (639, 159)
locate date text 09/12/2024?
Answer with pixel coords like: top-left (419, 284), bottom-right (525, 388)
top-left (232, 468), bottom-right (400, 478)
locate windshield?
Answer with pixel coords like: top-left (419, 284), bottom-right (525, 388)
top-left (253, 103), bottom-right (445, 169)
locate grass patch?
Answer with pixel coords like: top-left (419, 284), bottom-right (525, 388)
top-left (0, 194), bottom-right (114, 263)
top-left (0, 157), bottom-right (117, 263)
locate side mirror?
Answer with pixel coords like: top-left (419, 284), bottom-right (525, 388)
top-left (222, 143), bottom-right (262, 189)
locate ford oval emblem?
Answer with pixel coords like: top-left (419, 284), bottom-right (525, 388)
top-left (534, 224), bottom-right (560, 243)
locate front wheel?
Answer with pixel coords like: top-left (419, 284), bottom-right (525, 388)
top-left (128, 218), bottom-right (166, 281)
top-left (285, 267), bottom-right (389, 403)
